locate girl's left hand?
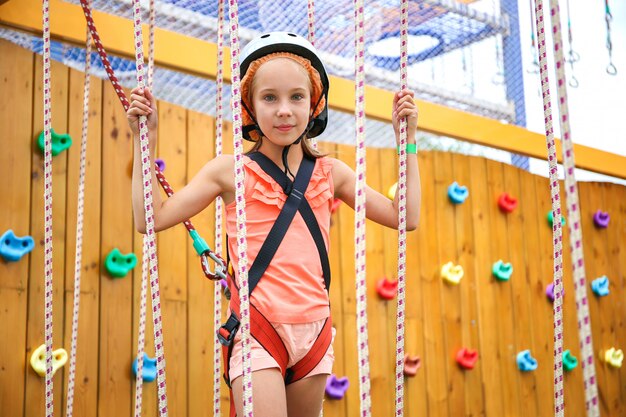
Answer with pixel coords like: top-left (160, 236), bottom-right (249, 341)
top-left (392, 89), bottom-right (419, 143)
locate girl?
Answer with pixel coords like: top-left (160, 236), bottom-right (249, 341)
top-left (127, 32), bottom-right (420, 417)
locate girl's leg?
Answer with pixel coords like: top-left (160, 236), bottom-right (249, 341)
top-left (231, 368), bottom-right (288, 417)
top-left (285, 374), bottom-right (328, 417)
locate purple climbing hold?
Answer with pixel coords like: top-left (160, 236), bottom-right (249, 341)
top-left (325, 374), bottom-right (349, 399)
top-left (592, 210), bottom-right (609, 228)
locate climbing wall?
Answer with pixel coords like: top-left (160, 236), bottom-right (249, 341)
top-left (1, 39), bottom-right (625, 417)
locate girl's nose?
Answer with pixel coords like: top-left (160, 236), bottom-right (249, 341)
top-left (276, 101), bottom-right (292, 117)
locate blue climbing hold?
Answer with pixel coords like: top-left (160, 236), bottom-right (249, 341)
top-left (447, 182), bottom-right (469, 204)
top-left (517, 350), bottom-right (538, 371)
top-left (591, 276), bottom-right (610, 297)
top-left (132, 352), bottom-right (157, 382)
top-left (0, 230), bottom-right (35, 262)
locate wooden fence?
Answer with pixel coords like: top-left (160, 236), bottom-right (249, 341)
top-left (1, 39), bottom-right (624, 417)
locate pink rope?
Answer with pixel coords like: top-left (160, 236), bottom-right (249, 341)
top-left (393, 1), bottom-right (409, 415)
top-left (213, 0), bottom-right (226, 414)
top-left (42, 0), bottom-right (54, 415)
top-left (532, 1), bottom-right (564, 415)
top-left (353, 0), bottom-right (372, 416)
top-left (65, 19), bottom-right (92, 417)
top-left (547, 1), bottom-right (599, 415)
top-left (227, 0), bottom-right (254, 414)
top-left (132, 0), bottom-right (169, 414)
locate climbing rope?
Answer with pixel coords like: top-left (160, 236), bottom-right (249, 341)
top-left (213, 0), bottom-right (226, 415)
top-left (548, 1), bottom-right (600, 415)
top-left (77, 0), bottom-right (225, 282)
top-left (308, 0), bottom-right (318, 151)
top-left (227, 0), bottom-right (254, 415)
top-left (527, 0), bottom-right (540, 75)
top-left (65, 16), bottom-right (92, 417)
top-left (131, 0), bottom-right (169, 414)
top-left (564, 0), bottom-right (579, 88)
top-left (41, 0), bottom-right (54, 415)
top-left (353, 0), bottom-right (372, 416)
top-left (603, 0), bottom-right (617, 75)
top-left (133, 1), bottom-right (157, 414)
top-left (307, 0), bottom-right (316, 46)
top-left (532, 1), bottom-right (565, 415)
top-left (394, 1), bottom-right (409, 416)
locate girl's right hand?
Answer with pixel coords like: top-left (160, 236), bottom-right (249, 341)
top-left (127, 87), bottom-right (157, 136)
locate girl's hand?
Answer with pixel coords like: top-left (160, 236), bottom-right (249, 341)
top-left (392, 89), bottom-right (418, 143)
top-left (127, 87), bottom-right (157, 136)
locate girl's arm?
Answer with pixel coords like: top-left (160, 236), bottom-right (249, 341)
top-left (333, 89), bottom-right (421, 230)
top-left (128, 87), bottom-right (234, 234)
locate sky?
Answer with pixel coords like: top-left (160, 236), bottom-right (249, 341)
top-left (517, 1), bottom-right (626, 182)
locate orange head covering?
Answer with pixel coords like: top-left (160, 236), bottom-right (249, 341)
top-left (240, 52), bottom-right (327, 141)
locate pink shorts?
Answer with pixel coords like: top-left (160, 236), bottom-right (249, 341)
top-left (229, 318), bottom-right (336, 383)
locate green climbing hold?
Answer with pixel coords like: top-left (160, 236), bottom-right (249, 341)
top-left (37, 129), bottom-right (72, 156)
top-left (105, 248), bottom-right (137, 278)
top-left (492, 260), bottom-right (513, 281)
top-left (547, 211), bottom-right (566, 227)
top-left (562, 350), bottom-right (578, 371)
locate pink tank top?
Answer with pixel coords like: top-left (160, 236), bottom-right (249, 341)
top-left (225, 155), bottom-right (334, 323)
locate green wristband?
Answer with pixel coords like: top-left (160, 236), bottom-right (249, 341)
top-left (396, 143), bottom-right (417, 155)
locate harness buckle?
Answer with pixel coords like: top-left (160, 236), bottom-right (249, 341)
top-left (218, 313), bottom-right (240, 346)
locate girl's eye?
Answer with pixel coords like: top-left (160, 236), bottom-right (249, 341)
top-left (292, 93), bottom-right (305, 101)
top-left (263, 95), bottom-right (276, 102)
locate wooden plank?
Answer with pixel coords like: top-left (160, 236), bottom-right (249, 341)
top-left (62, 68), bottom-right (103, 416)
top-left (503, 164), bottom-right (540, 416)
top-left (585, 182), bottom-right (620, 415)
top-left (380, 147), bottom-right (427, 417)
top-left (186, 110), bottom-right (216, 417)
top-left (468, 156), bottom-right (503, 417)
top-left (157, 101), bottom-right (189, 302)
top-left (156, 101), bottom-right (188, 416)
top-left (0, 39), bottom-right (33, 417)
top-left (485, 159), bottom-right (522, 416)
top-left (416, 152), bottom-right (447, 416)
top-left (598, 181), bottom-right (624, 416)
top-left (98, 83), bottom-right (134, 417)
top-left (364, 147), bottom-right (393, 417)
top-left (578, 181), bottom-right (613, 415)
top-left (334, 143), bottom-right (360, 417)
top-left (535, 174), bottom-right (569, 417)
top-left (432, 151), bottom-right (461, 416)
top-left (607, 183), bottom-right (626, 415)
top-left (451, 153), bottom-right (485, 416)
top-left (557, 179), bottom-right (586, 413)
top-left (24, 55), bottom-right (69, 417)
top-left (321, 141), bottom-right (347, 417)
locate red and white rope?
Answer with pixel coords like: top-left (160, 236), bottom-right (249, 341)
top-left (132, 0), bottom-right (169, 415)
top-left (134, 238), bottom-right (150, 417)
top-left (308, 0), bottom-right (318, 151)
top-left (42, 1), bottom-right (54, 415)
top-left (148, 0), bottom-right (156, 90)
top-left (228, 1), bottom-right (254, 415)
top-left (353, 1), bottom-right (372, 416)
top-left (394, 1), bottom-right (409, 415)
top-left (307, 0), bottom-right (316, 46)
top-left (532, 1), bottom-right (564, 415)
top-left (134, 0), bottom-right (156, 413)
top-left (547, 1), bottom-right (599, 415)
top-left (213, 0), bottom-right (226, 415)
top-left (65, 20), bottom-right (92, 417)
top-left (134, 1), bottom-right (156, 414)
top-left (79, 0), bottom-right (129, 110)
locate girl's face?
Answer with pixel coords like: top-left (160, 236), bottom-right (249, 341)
top-left (251, 58), bottom-right (312, 147)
